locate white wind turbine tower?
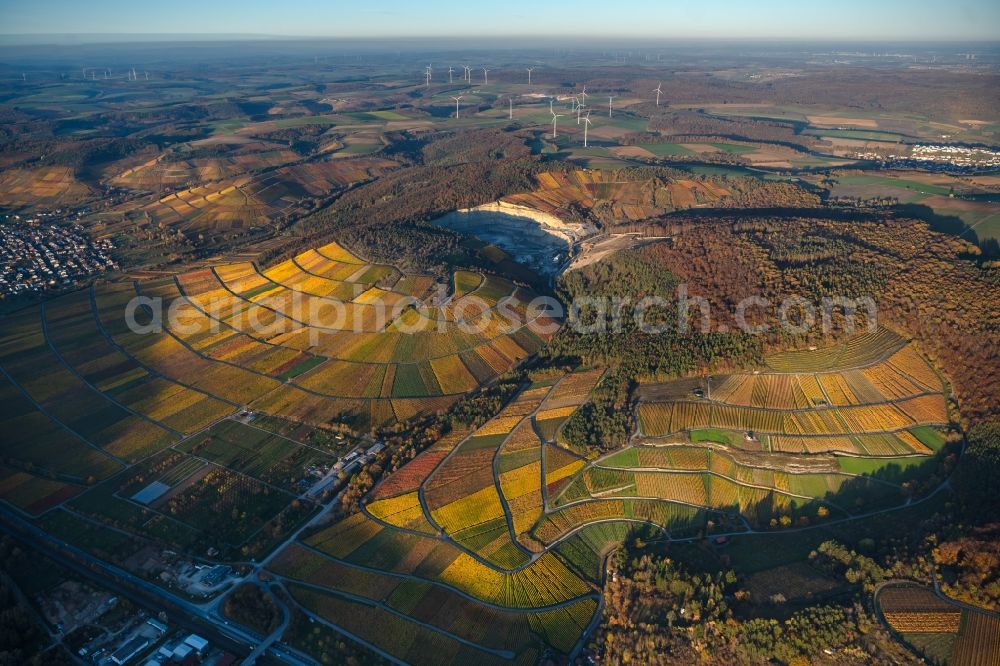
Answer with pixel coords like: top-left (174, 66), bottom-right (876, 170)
top-left (581, 111), bottom-right (592, 147)
top-left (451, 95), bottom-right (463, 118)
top-left (576, 95), bottom-right (585, 124)
top-left (425, 66), bottom-right (432, 87)
top-left (482, 68), bottom-right (489, 85)
top-left (526, 67), bottom-right (534, 85)
top-left (579, 85), bottom-right (587, 107)
top-left (448, 66), bottom-right (454, 83)
top-left (508, 97), bottom-right (513, 120)
top-left (550, 109), bottom-right (564, 139)
top-left (608, 95), bottom-right (615, 117)
top-left (464, 65), bottom-right (471, 82)
top-left (653, 82), bottom-right (663, 106)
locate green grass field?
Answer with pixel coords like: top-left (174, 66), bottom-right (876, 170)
top-left (909, 426), bottom-right (947, 452)
top-left (708, 142), bottom-right (757, 154)
top-left (690, 428), bottom-right (745, 447)
top-left (804, 128), bottom-right (908, 142)
top-left (639, 143), bottom-right (695, 156)
top-left (837, 455), bottom-right (933, 476)
top-left (835, 174), bottom-right (954, 197)
top-left (273, 115), bottom-right (340, 128)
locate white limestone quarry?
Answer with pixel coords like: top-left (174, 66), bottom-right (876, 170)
top-left (433, 201), bottom-right (595, 275)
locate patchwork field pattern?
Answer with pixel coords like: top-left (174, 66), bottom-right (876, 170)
top-left (0, 239), bottom-right (552, 526)
top-left (877, 584), bottom-right (1000, 666)
top-left (94, 157), bottom-right (398, 239)
top-left (0, 166), bottom-right (95, 210)
top-left (266, 369), bottom-right (618, 661)
top-left (637, 329), bottom-right (949, 457)
top-left (609, 329), bottom-right (953, 527)
top-left (270, 365), bottom-right (831, 660)
top-left (502, 170), bottom-right (735, 222)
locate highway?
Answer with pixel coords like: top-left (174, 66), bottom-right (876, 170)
top-left (0, 507), bottom-right (318, 665)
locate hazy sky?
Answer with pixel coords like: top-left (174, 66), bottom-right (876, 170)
top-left (2, 0), bottom-right (998, 41)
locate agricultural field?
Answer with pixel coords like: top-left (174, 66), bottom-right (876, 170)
top-left (877, 584), bottom-right (1000, 666)
top-left (0, 238), bottom-right (557, 564)
top-left (0, 235), bottom-right (553, 475)
top-left (821, 171), bottom-right (1000, 242)
top-left (0, 166), bottom-right (95, 210)
top-left (64, 442), bottom-right (317, 559)
top-left (2, 41), bottom-right (997, 666)
top-left (503, 170), bottom-right (745, 222)
top-left (175, 418), bottom-right (336, 493)
top-left (164, 240), bottom-right (551, 422)
top-left (625, 329), bottom-right (953, 524)
top-left (91, 156), bottom-right (399, 242)
top-left (263, 370), bottom-right (610, 658)
top-left (261, 344), bottom-right (931, 658)
top-left (637, 329), bottom-right (948, 455)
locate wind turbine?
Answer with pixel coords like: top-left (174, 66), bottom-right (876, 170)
top-left (653, 82), bottom-right (663, 106)
top-left (579, 85), bottom-right (587, 107)
top-left (581, 112), bottom-right (592, 147)
top-left (576, 95), bottom-right (585, 124)
top-left (448, 66), bottom-right (454, 83)
top-left (608, 95), bottom-right (616, 117)
top-left (508, 97), bottom-right (513, 120)
top-left (425, 66), bottom-right (432, 87)
top-left (550, 109), bottom-right (564, 139)
top-left (526, 67), bottom-right (534, 85)
top-left (144, 71), bottom-right (149, 81)
top-left (451, 95), bottom-right (463, 118)
top-left (482, 68), bottom-right (489, 85)
top-left (464, 65), bottom-right (471, 82)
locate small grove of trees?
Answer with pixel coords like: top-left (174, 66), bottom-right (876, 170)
top-left (222, 583), bottom-right (282, 635)
top-left (594, 545), bottom-right (898, 665)
top-left (933, 421), bottom-right (1000, 610)
top-left (811, 540), bottom-right (887, 592)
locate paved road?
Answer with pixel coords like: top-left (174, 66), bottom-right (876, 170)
top-left (0, 505), bottom-right (318, 665)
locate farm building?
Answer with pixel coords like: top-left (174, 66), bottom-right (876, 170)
top-left (183, 634), bottom-right (209, 655)
top-left (110, 636), bottom-right (149, 665)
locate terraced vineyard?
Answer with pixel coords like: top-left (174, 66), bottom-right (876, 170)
top-left (637, 328), bottom-right (949, 457)
top-left (0, 240), bottom-right (552, 524)
top-left (263, 332), bottom-right (960, 662)
top-left (877, 584), bottom-right (1000, 665)
top-left (267, 368), bottom-right (611, 662)
top-left (502, 169), bottom-right (737, 222)
top-left (0, 268), bottom-right (963, 660)
top-left (97, 157), bottom-right (400, 239)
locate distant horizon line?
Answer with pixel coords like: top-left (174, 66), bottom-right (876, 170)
top-left (1, 33), bottom-right (997, 45)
